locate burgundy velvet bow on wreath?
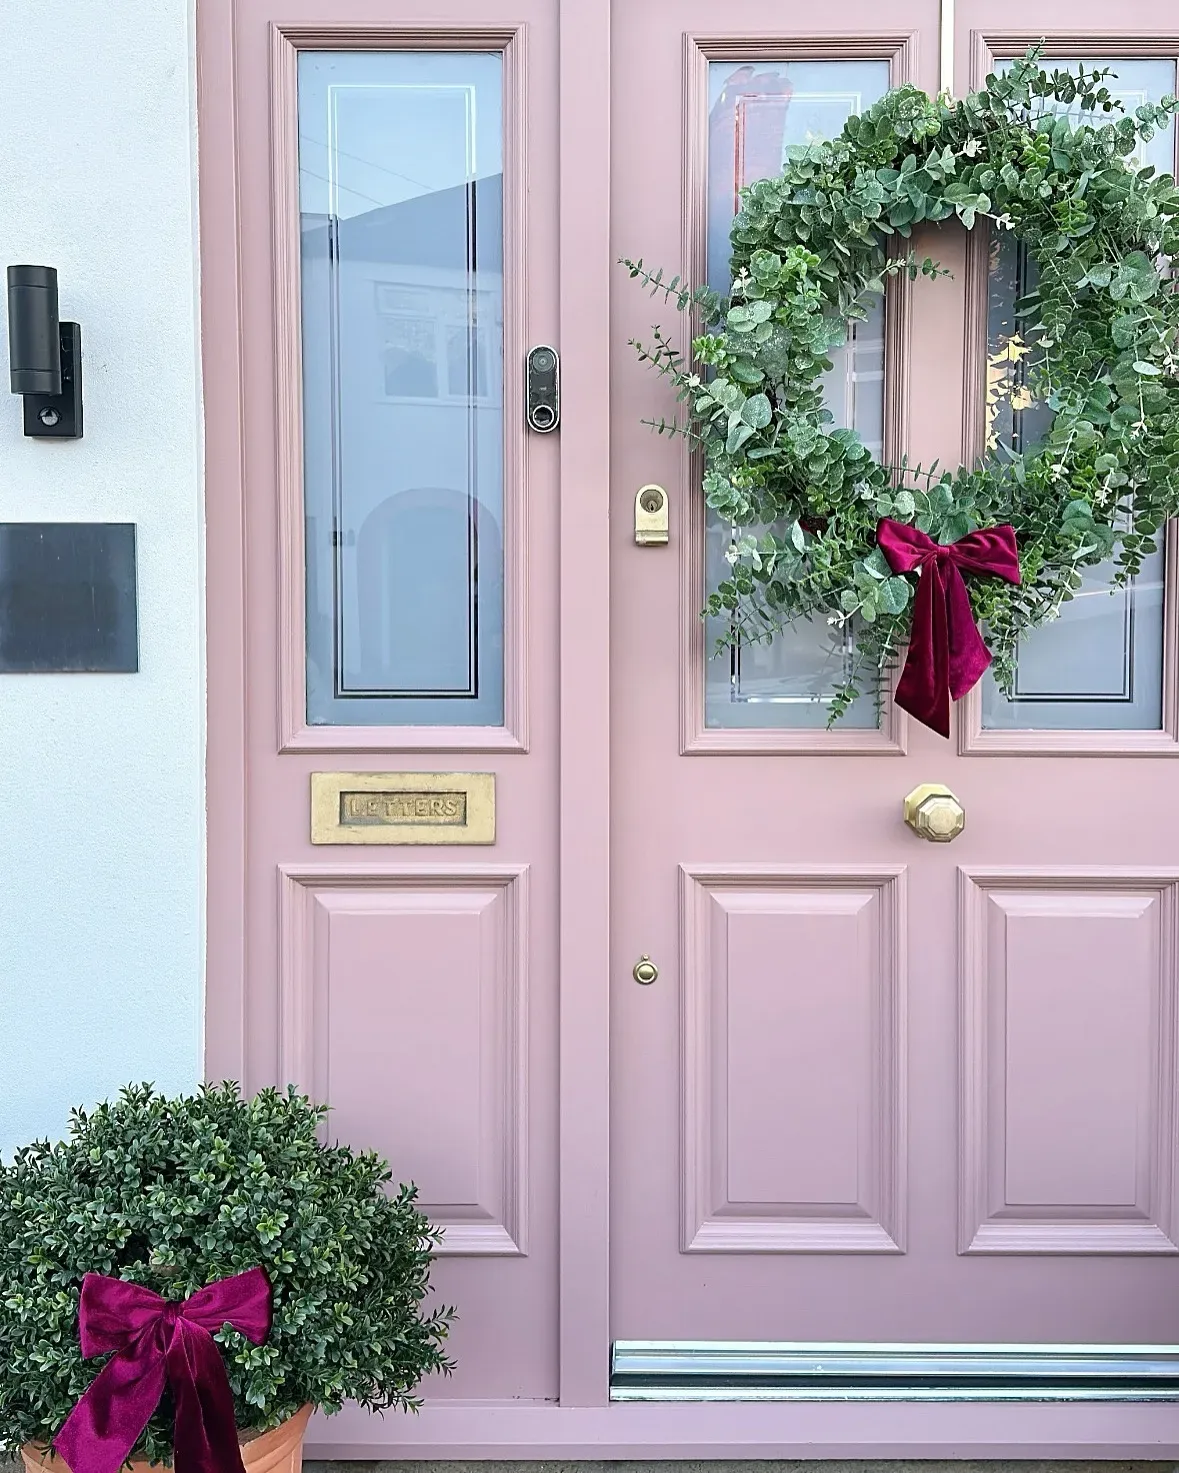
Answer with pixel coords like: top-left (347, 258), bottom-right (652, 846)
top-left (54, 1268), bottom-right (272, 1473)
top-left (876, 518), bottom-right (1021, 738)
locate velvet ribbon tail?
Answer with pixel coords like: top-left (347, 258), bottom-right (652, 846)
top-left (54, 1268), bottom-right (271, 1473)
top-left (877, 518), bottom-right (1020, 738)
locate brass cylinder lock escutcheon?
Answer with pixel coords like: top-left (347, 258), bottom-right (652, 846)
top-left (903, 783), bottom-right (966, 843)
top-left (635, 484), bottom-right (669, 545)
top-left (632, 955), bottom-right (659, 984)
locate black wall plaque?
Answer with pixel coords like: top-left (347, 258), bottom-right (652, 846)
top-left (0, 523), bottom-right (138, 673)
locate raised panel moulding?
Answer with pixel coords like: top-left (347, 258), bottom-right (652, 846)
top-left (680, 865), bottom-right (906, 1253)
top-left (958, 868), bottom-right (1179, 1254)
top-left (278, 864), bottom-right (528, 1255)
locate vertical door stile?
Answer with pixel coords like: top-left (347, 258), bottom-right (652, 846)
top-left (557, 0), bottom-right (612, 1407)
top-left (198, 0), bottom-right (250, 1088)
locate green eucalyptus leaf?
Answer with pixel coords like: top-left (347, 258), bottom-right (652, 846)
top-left (741, 393), bottom-right (773, 428)
top-left (879, 576), bottom-right (913, 614)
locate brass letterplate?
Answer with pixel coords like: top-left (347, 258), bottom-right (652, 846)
top-left (311, 772), bottom-right (495, 845)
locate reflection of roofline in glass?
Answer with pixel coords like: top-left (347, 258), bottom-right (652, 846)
top-left (299, 175), bottom-right (504, 272)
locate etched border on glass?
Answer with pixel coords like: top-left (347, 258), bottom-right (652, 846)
top-left (680, 33), bottom-right (918, 755)
top-left (959, 32), bottom-right (1179, 756)
top-left (271, 22), bottom-right (529, 752)
top-left (323, 79), bottom-right (483, 706)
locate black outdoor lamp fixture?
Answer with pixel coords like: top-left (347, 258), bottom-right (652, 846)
top-left (7, 265), bottom-right (83, 438)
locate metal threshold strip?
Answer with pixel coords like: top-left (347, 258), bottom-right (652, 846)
top-left (610, 1342), bottom-right (1179, 1402)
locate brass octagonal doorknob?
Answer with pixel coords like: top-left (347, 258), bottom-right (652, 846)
top-left (903, 783), bottom-right (965, 843)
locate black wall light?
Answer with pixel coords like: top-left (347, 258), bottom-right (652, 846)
top-left (7, 265), bottom-right (83, 439)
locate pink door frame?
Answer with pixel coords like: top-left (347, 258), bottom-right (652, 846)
top-left (196, 0), bottom-right (1179, 1455)
top-left (199, 0), bottom-right (613, 1419)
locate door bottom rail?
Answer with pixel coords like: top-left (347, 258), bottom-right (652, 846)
top-left (610, 1342), bottom-right (1179, 1401)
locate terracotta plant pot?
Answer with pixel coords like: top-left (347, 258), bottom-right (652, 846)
top-left (21, 1404), bottom-right (313, 1473)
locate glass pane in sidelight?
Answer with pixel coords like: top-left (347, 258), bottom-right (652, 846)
top-left (299, 51), bottom-right (505, 726)
top-left (982, 57), bottom-right (1175, 731)
top-left (703, 60), bottom-right (890, 730)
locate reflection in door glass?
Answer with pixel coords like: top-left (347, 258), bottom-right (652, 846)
top-left (704, 60), bottom-right (890, 730)
top-left (299, 51), bottom-right (505, 726)
top-left (981, 58), bottom-right (1176, 731)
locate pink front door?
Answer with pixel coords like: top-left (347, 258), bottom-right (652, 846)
top-left (201, 0), bottom-right (567, 1408)
top-left (200, 0), bottom-right (1179, 1454)
top-left (612, 0), bottom-right (1179, 1358)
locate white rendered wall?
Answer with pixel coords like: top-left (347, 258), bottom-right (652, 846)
top-left (0, 0), bottom-right (203, 1154)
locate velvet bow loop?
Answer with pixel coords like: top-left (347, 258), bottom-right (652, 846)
top-left (54, 1268), bottom-right (271, 1473)
top-left (876, 518), bottom-right (1021, 738)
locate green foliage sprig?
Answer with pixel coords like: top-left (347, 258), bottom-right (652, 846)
top-left (626, 51), bottom-right (1179, 720)
top-left (0, 1083), bottom-right (454, 1461)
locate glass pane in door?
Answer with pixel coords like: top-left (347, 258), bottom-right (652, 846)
top-left (981, 57), bottom-right (1176, 731)
top-left (703, 60), bottom-right (890, 729)
top-left (299, 51), bottom-right (505, 726)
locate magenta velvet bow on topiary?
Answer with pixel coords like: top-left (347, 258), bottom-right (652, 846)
top-left (54, 1269), bottom-right (271, 1473)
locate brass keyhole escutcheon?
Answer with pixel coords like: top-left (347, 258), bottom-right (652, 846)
top-left (635, 484), bottom-right (669, 545)
top-left (903, 782), bottom-right (966, 843)
top-left (633, 955), bottom-right (659, 985)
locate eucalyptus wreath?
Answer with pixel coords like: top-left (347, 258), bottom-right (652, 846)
top-left (626, 50), bottom-right (1179, 723)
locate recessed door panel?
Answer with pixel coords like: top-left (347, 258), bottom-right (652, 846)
top-left (960, 870), bottom-right (1179, 1256)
